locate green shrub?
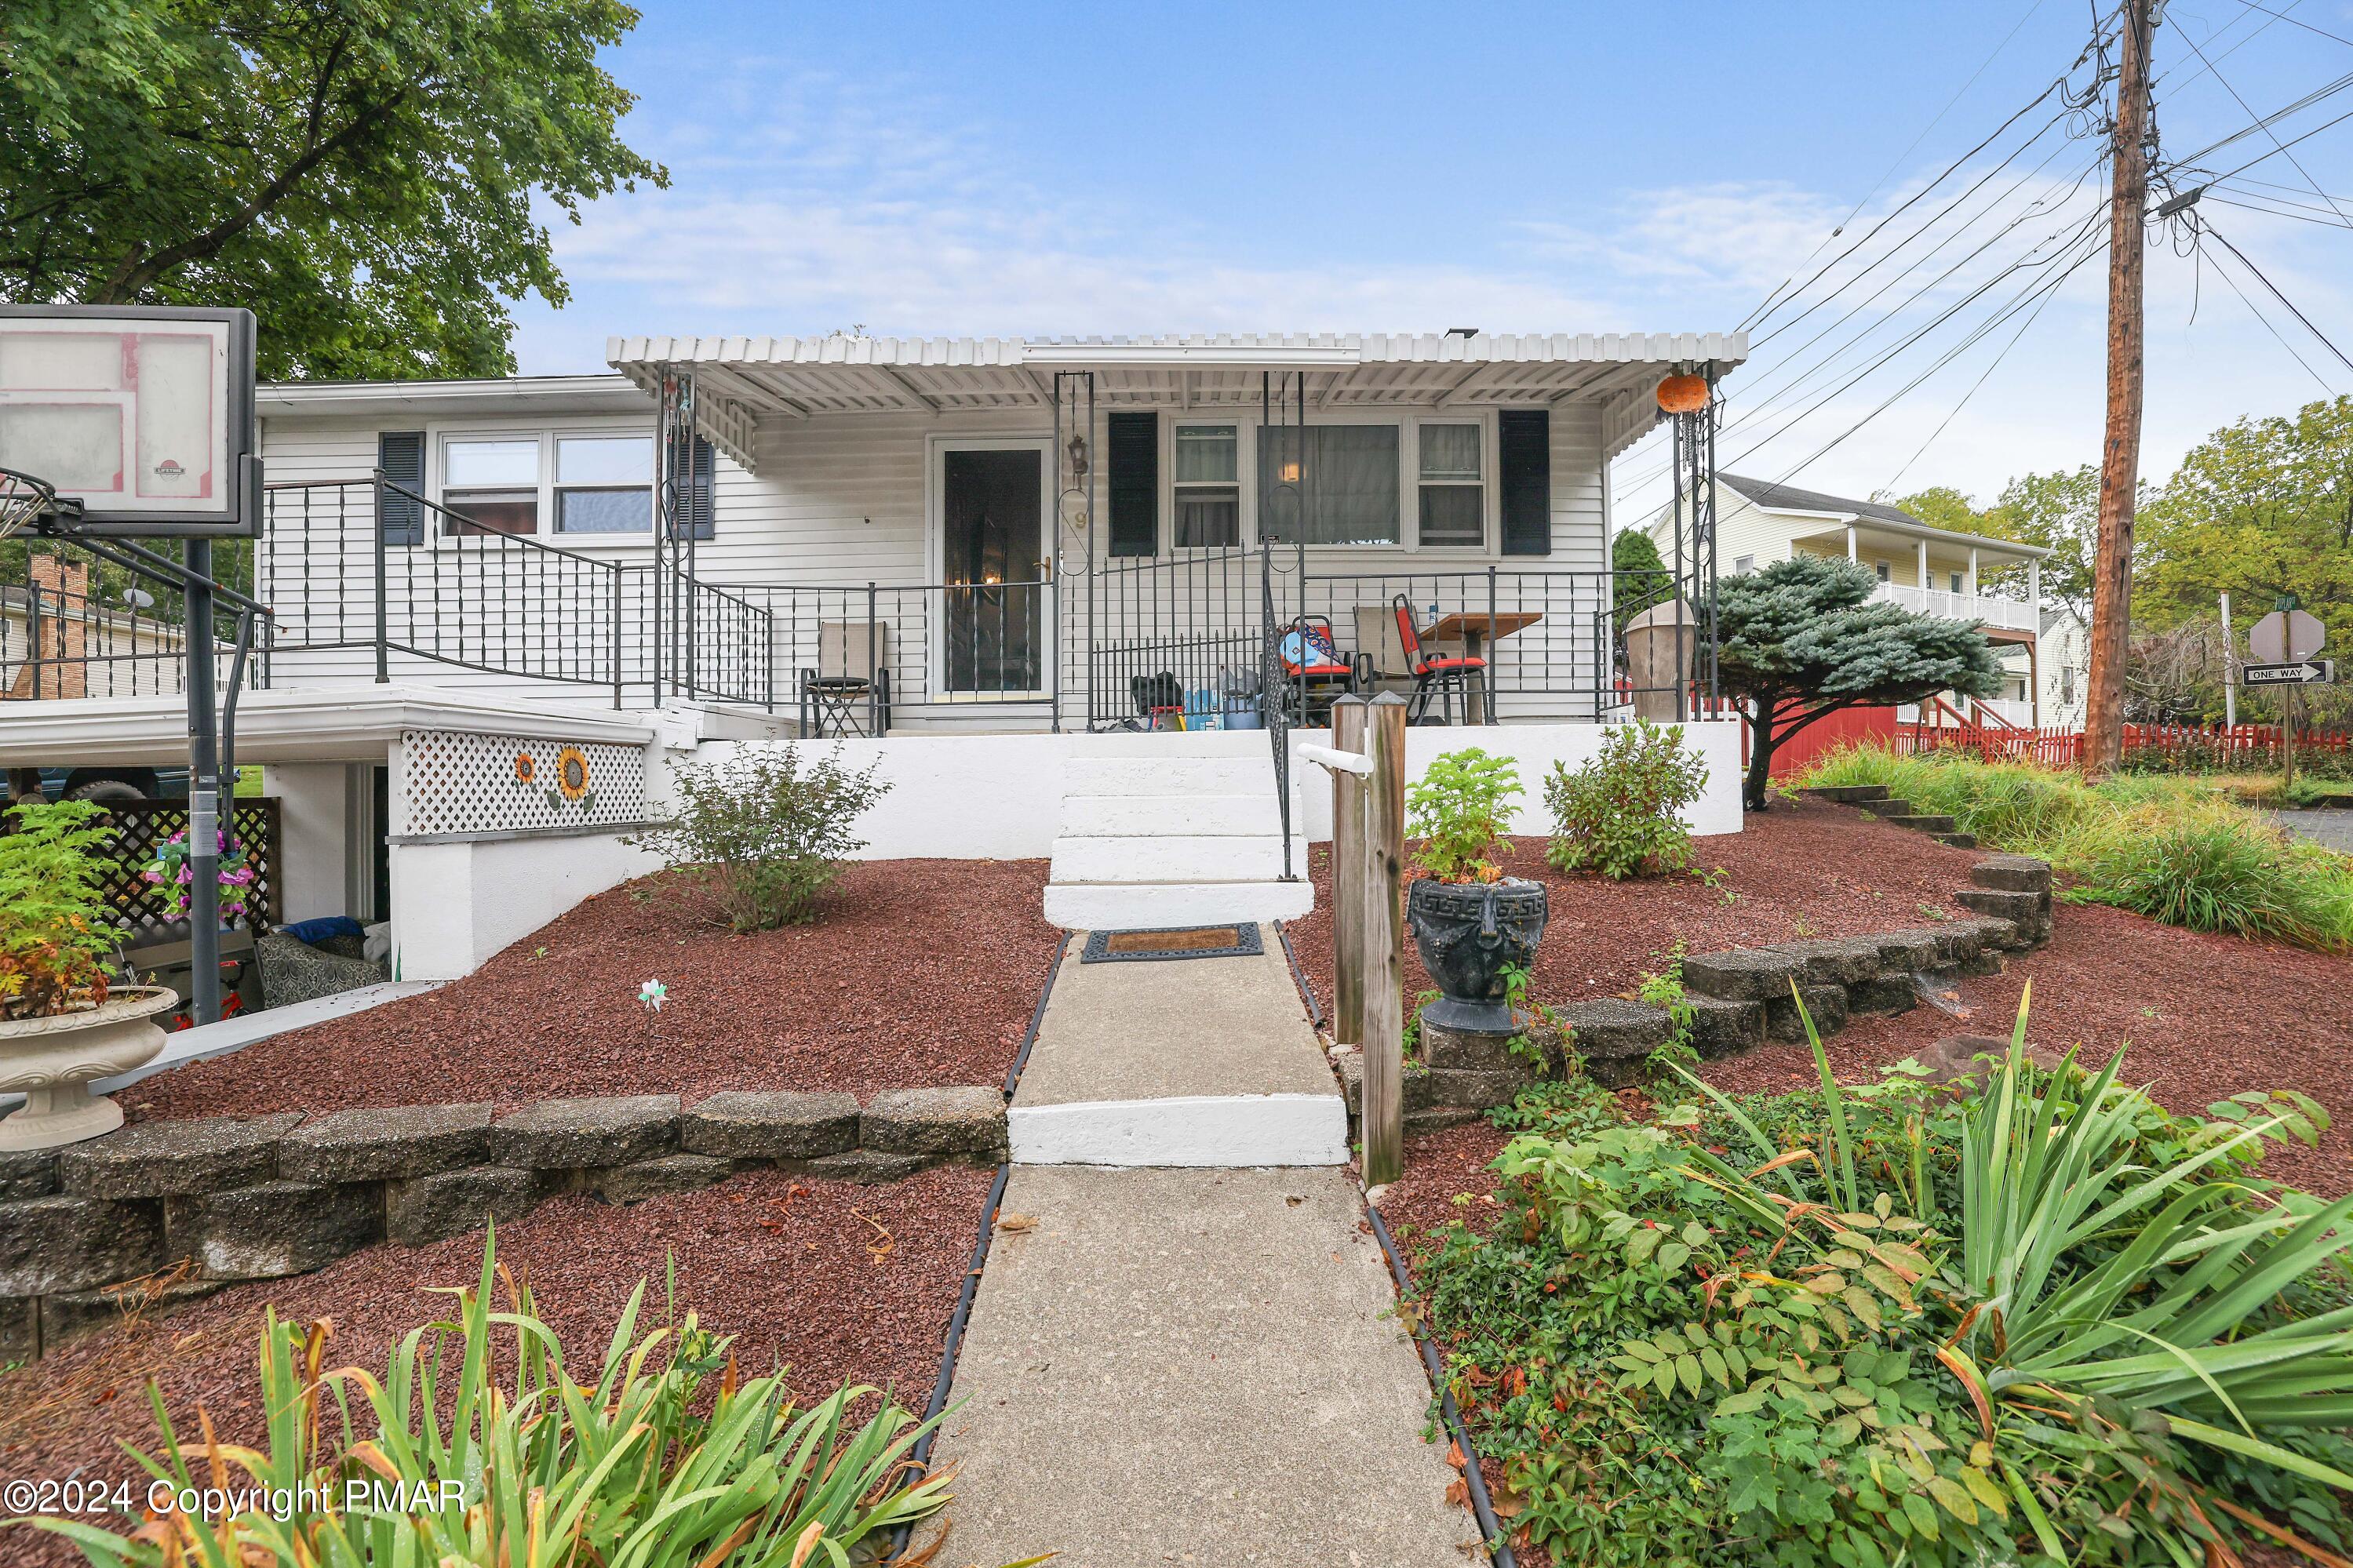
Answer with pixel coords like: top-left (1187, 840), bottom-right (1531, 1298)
top-left (1801, 744), bottom-right (2353, 951)
top-left (1543, 721), bottom-right (1709, 879)
top-left (0, 798), bottom-right (123, 1020)
top-left (631, 743), bottom-right (889, 930)
top-left (1406, 747), bottom-right (1524, 883)
top-left (1417, 988), bottom-right (2353, 1568)
top-left (7, 1235), bottom-right (1019, 1568)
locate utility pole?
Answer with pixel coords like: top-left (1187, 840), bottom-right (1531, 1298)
top-left (2083, 0), bottom-right (2155, 777)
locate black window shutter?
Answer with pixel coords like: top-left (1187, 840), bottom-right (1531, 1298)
top-left (377, 431), bottom-right (424, 546)
top-left (1498, 409), bottom-right (1550, 557)
top-left (1106, 411), bottom-right (1157, 558)
top-left (683, 435), bottom-right (716, 540)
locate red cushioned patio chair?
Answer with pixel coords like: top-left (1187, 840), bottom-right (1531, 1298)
top-left (1277, 613), bottom-right (1358, 724)
top-left (1392, 594), bottom-right (1485, 725)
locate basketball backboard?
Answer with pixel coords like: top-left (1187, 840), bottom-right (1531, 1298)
top-left (0, 304), bottom-right (260, 537)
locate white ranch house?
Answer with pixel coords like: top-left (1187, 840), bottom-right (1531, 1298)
top-left (0, 330), bottom-right (1749, 991)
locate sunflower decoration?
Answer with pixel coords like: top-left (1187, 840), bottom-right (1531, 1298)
top-left (544, 744), bottom-right (596, 812)
top-left (513, 750), bottom-right (538, 786)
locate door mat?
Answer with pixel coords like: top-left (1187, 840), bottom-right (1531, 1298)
top-left (1080, 923), bottom-right (1263, 963)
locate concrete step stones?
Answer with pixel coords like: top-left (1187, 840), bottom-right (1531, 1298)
top-left (494, 1094), bottom-right (679, 1168)
top-left (388, 1166), bottom-right (539, 1248)
top-left (1553, 997), bottom-right (1677, 1088)
top-left (1686, 993), bottom-right (1767, 1058)
top-left (279, 1103), bottom-right (493, 1184)
top-left (1938, 831), bottom-right (1980, 848)
top-left (1971, 854), bottom-right (2053, 893)
top-left (1804, 784), bottom-right (1892, 804)
top-left (1885, 813), bottom-right (1959, 834)
top-left (1768, 984), bottom-right (1851, 1042)
top-left (1682, 946), bottom-right (1804, 1002)
top-left (167, 1180), bottom-right (381, 1278)
top-left (681, 1090), bottom-right (860, 1161)
top-left (593, 1153), bottom-right (738, 1206)
top-left (0, 1148), bottom-right (60, 1202)
top-left (1, 1077), bottom-right (1030, 1362)
top-left (860, 1086), bottom-right (1010, 1159)
top-left (0, 1194), bottom-right (166, 1298)
top-left (60, 1113), bottom-right (303, 1199)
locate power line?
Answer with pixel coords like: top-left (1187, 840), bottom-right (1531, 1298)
top-left (1881, 255), bottom-right (2074, 492)
top-left (2167, 69), bottom-right (2353, 167)
top-left (2176, 26), bottom-right (2352, 224)
top-left (2222, 0), bottom-right (2353, 52)
top-left (2199, 219), bottom-right (2353, 374)
top-left (1743, 82), bottom-right (2081, 337)
top-left (2196, 229), bottom-right (2339, 389)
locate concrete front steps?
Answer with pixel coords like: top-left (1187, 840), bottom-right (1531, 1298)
top-left (1044, 752), bottom-right (1312, 930)
top-left (1008, 927), bottom-right (1346, 1168)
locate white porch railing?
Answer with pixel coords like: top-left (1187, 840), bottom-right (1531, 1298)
top-left (1872, 582), bottom-right (2041, 633)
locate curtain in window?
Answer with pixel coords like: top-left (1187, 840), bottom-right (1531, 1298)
top-left (1258, 425), bottom-right (1399, 545)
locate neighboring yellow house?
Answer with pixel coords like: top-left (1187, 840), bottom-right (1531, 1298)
top-left (1646, 474), bottom-right (2053, 726)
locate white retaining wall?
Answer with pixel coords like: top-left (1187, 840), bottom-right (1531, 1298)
top-left (388, 830), bottom-right (660, 980)
top-left (681, 719), bottom-right (1746, 862)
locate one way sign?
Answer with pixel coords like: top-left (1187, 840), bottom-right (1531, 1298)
top-left (2246, 660), bottom-right (2336, 687)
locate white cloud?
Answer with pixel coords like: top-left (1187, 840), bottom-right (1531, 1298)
top-left (514, 64), bottom-right (2351, 512)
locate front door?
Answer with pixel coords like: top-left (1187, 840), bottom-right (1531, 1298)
top-left (941, 446), bottom-right (1044, 694)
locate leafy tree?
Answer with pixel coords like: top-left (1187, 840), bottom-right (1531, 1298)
top-left (1713, 555), bottom-right (2003, 810)
top-left (0, 0), bottom-right (665, 379)
top-left (1986, 465), bottom-right (2101, 618)
top-left (1612, 527), bottom-right (1673, 636)
top-left (1889, 484), bottom-right (1984, 535)
top-left (2138, 396), bottom-right (2353, 649)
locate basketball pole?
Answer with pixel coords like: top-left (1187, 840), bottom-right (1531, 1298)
top-left (185, 538), bottom-right (224, 1025)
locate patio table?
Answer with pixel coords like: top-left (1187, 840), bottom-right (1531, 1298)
top-left (1419, 610), bottom-right (1541, 723)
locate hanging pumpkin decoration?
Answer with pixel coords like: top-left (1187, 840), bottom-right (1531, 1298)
top-left (1655, 373), bottom-right (1710, 413)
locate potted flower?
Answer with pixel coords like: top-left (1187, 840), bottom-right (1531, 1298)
top-left (143, 824), bottom-right (257, 923)
top-left (0, 800), bottom-right (173, 1149)
top-left (1403, 748), bottom-right (1548, 1034)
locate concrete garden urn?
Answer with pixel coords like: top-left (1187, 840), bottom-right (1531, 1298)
top-left (0, 988), bottom-right (176, 1150)
top-left (1405, 879), bottom-right (1549, 1034)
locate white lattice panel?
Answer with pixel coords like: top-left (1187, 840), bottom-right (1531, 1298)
top-left (397, 729), bottom-right (650, 837)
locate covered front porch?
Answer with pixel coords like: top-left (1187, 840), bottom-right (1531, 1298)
top-left (598, 331), bottom-right (1744, 733)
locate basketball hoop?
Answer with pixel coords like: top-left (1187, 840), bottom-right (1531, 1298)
top-left (0, 467), bottom-right (72, 540)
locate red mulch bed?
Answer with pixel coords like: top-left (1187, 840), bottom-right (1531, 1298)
top-left (0, 1163), bottom-right (992, 1568)
top-left (1294, 801), bottom-right (2353, 1198)
top-left (131, 859), bottom-right (1060, 1120)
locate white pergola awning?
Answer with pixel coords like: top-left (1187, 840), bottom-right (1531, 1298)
top-left (606, 332), bottom-right (1747, 471)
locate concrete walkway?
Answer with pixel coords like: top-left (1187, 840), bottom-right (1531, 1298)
top-left (2268, 806), bottom-right (2353, 854)
top-left (932, 925), bottom-right (1475, 1564)
top-left (1008, 933), bottom-right (1346, 1167)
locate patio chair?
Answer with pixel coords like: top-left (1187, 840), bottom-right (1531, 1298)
top-left (1276, 613), bottom-right (1359, 726)
top-left (802, 620), bottom-right (891, 737)
top-left (1391, 595), bottom-right (1485, 725)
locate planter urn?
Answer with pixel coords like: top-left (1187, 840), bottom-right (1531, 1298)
top-left (1405, 878), bottom-right (1550, 1033)
top-left (0, 988), bottom-right (177, 1151)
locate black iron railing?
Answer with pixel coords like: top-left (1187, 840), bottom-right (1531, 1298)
top-left (1, 539), bottom-right (260, 702)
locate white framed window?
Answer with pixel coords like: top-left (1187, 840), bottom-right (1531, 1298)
top-left (554, 435), bottom-right (652, 533)
top-left (435, 427), bottom-right (654, 540)
top-left (1258, 423), bottom-right (1401, 546)
top-left (442, 438), bottom-right (540, 535)
top-left (1950, 569), bottom-right (1965, 593)
top-left (1415, 421), bottom-right (1484, 548)
top-left (1874, 559), bottom-right (1892, 584)
top-left (1734, 554), bottom-right (1754, 574)
top-left (1172, 423), bottom-right (1240, 548)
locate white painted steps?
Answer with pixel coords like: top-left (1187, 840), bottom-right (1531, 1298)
top-left (1043, 751), bottom-right (1313, 930)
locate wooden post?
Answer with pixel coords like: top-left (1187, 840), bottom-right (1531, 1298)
top-left (1331, 696), bottom-right (1368, 1047)
top-left (2083, 0), bottom-right (2154, 778)
top-left (1360, 693), bottom-right (1408, 1189)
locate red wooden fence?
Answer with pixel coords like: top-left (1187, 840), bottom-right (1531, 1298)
top-left (1897, 719), bottom-right (2350, 769)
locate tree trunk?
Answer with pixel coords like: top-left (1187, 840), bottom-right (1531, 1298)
top-left (1745, 707), bottom-right (1778, 811)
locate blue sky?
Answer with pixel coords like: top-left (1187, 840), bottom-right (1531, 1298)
top-left (508, 1), bottom-right (2353, 515)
